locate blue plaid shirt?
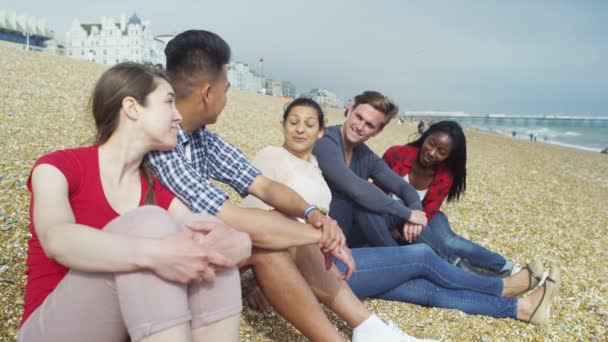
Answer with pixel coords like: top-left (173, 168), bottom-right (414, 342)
top-left (147, 126), bottom-right (260, 215)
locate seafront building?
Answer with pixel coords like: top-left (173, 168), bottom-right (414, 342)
top-left (227, 62), bottom-right (296, 98)
top-left (227, 62), bottom-right (264, 93)
top-left (302, 88), bottom-right (341, 108)
top-left (65, 13), bottom-right (170, 65)
top-left (0, 10), bottom-right (55, 52)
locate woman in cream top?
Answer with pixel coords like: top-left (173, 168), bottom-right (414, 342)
top-left (242, 145), bottom-right (331, 220)
top-left (242, 98), bottom-right (430, 341)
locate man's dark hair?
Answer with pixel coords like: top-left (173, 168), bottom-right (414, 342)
top-left (165, 30), bottom-right (231, 99)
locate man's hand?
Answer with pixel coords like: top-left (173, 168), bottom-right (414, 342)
top-left (408, 209), bottom-right (428, 226)
top-left (402, 222), bottom-right (424, 243)
top-left (325, 246), bottom-right (356, 280)
top-left (308, 210), bottom-right (345, 253)
top-left (187, 221), bottom-right (252, 266)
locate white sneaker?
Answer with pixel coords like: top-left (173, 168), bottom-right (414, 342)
top-left (351, 316), bottom-right (439, 342)
top-left (384, 321), bottom-right (439, 342)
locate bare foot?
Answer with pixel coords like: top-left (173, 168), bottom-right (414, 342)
top-left (516, 284), bottom-right (545, 321)
top-left (502, 267), bottom-right (530, 297)
top-left (503, 260), bottom-right (544, 297)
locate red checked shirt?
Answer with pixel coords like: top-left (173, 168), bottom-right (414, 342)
top-left (381, 145), bottom-right (453, 220)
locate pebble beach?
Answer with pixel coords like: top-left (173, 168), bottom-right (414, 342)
top-left (1, 46), bottom-right (607, 341)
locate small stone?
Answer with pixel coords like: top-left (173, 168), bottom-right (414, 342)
top-left (0, 265), bottom-right (8, 273)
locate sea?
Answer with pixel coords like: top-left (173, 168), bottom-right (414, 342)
top-left (411, 115), bottom-right (608, 153)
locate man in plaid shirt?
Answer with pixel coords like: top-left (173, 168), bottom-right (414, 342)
top-left (146, 30), bottom-right (375, 340)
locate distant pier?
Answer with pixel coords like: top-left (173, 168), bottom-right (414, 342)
top-left (407, 114), bottom-right (608, 128)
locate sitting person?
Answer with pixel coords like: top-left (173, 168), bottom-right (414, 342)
top-left (243, 97), bottom-right (560, 325)
top-left (313, 90), bottom-right (428, 248)
top-left (18, 63), bottom-right (252, 342)
top-left (146, 30), bottom-right (426, 342)
top-left (381, 120), bottom-right (516, 276)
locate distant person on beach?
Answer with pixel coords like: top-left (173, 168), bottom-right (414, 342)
top-left (418, 120), bottom-right (430, 134)
top-left (146, 30), bottom-right (415, 341)
top-left (243, 97), bottom-right (560, 325)
top-left (381, 121), bottom-right (517, 277)
top-left (19, 63), bottom-right (252, 341)
top-left (344, 98), bottom-right (352, 117)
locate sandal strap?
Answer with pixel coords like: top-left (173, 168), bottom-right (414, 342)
top-left (545, 276), bottom-right (556, 284)
top-left (524, 264), bottom-right (542, 283)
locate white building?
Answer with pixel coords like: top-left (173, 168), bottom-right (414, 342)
top-left (302, 88), bottom-right (341, 108)
top-left (65, 13), bottom-right (168, 65)
top-left (0, 10), bottom-right (53, 52)
top-left (227, 62), bottom-right (263, 93)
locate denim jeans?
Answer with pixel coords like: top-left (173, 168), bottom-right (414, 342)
top-left (343, 199), bottom-right (511, 274)
top-left (330, 196), bottom-right (400, 248)
top-left (419, 212), bottom-right (510, 273)
top-left (334, 244), bottom-right (517, 319)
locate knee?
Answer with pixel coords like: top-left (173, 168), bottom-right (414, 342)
top-left (104, 205), bottom-right (178, 238)
top-left (408, 244), bottom-right (436, 261)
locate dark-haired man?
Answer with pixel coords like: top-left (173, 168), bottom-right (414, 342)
top-left (146, 30), bottom-right (424, 342)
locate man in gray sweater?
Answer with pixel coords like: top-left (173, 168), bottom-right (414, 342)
top-left (313, 91), bottom-right (428, 247)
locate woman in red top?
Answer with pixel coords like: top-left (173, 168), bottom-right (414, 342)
top-left (382, 121), bottom-right (515, 277)
top-left (18, 63), bottom-right (252, 342)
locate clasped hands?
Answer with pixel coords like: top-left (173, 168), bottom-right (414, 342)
top-left (400, 209), bottom-right (428, 243)
top-left (307, 209), bottom-right (355, 280)
top-left (150, 221), bottom-right (251, 285)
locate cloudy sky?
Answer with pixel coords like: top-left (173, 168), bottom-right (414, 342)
top-left (7, 0), bottom-right (608, 116)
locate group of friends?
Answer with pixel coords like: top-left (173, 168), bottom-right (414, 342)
top-left (18, 30), bottom-right (561, 342)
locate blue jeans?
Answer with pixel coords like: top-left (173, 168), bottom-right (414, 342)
top-left (419, 212), bottom-right (510, 273)
top-left (349, 203), bottom-right (510, 274)
top-left (330, 196), bottom-right (399, 248)
top-left (334, 244), bottom-right (517, 319)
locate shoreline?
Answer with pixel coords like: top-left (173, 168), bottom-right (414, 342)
top-left (466, 125), bottom-right (605, 153)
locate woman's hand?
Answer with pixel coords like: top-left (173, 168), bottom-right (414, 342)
top-left (308, 210), bottom-right (346, 253)
top-left (325, 245), bottom-right (356, 280)
top-left (243, 276), bottom-right (273, 317)
top-left (145, 229), bottom-right (231, 284)
top-left (187, 221), bottom-right (252, 266)
top-left (408, 209), bottom-right (428, 226)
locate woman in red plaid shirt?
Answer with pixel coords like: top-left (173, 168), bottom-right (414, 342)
top-left (382, 121), bottom-right (516, 277)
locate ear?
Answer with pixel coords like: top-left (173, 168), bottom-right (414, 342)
top-left (198, 83), bottom-right (212, 105)
top-left (122, 96), bottom-right (141, 120)
top-left (317, 127), bottom-right (325, 139)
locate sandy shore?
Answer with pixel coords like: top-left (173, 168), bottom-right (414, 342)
top-left (1, 46), bottom-right (607, 341)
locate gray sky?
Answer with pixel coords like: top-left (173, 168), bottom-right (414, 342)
top-left (7, 0), bottom-right (608, 116)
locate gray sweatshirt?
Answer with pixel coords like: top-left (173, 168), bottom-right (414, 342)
top-left (313, 125), bottom-right (422, 221)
